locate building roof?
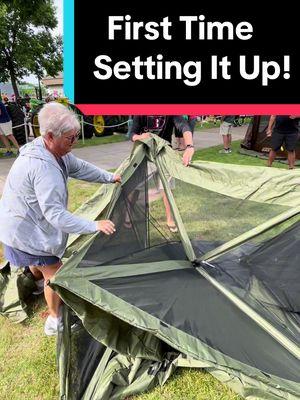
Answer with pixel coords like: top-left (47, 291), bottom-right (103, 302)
top-left (42, 72), bottom-right (63, 87)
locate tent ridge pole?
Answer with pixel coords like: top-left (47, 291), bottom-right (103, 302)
top-left (155, 155), bottom-right (196, 262)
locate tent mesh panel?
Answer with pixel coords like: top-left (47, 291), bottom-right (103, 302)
top-left (67, 318), bottom-right (107, 400)
top-left (77, 159), bottom-right (182, 268)
top-left (203, 217), bottom-right (300, 345)
top-left (241, 116), bottom-right (270, 150)
top-left (170, 179), bottom-right (289, 254)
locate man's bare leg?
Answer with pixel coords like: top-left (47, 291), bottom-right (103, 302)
top-left (228, 133), bottom-right (232, 148)
top-left (223, 134), bottom-right (231, 149)
top-left (162, 191), bottom-right (176, 228)
top-left (0, 134), bottom-right (12, 152)
top-left (287, 150), bottom-right (296, 169)
top-left (29, 265), bottom-right (43, 280)
top-left (267, 150), bottom-right (277, 167)
top-left (7, 134), bottom-right (20, 150)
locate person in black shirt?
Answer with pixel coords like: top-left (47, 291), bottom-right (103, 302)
top-left (130, 115), bottom-right (194, 232)
top-left (267, 115), bottom-right (300, 169)
top-left (131, 115), bottom-right (194, 165)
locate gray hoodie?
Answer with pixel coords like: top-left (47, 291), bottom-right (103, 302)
top-left (0, 137), bottom-right (115, 258)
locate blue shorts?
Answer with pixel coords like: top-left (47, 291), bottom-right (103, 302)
top-left (4, 244), bottom-right (60, 267)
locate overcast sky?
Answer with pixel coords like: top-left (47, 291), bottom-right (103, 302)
top-left (25, 0), bottom-right (63, 84)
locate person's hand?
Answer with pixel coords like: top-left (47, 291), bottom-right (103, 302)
top-left (132, 132), bottom-right (151, 142)
top-left (182, 147), bottom-right (194, 166)
top-left (96, 220), bottom-right (116, 235)
top-left (266, 129), bottom-right (272, 137)
top-left (289, 115), bottom-right (300, 119)
top-left (113, 174), bottom-right (121, 183)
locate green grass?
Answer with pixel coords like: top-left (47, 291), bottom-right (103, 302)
top-left (67, 179), bottom-right (99, 211)
top-left (193, 140), bottom-right (287, 169)
top-left (0, 311), bottom-right (58, 400)
top-left (0, 148), bottom-right (18, 158)
top-left (131, 369), bottom-right (242, 400)
top-left (0, 136), bottom-right (289, 400)
top-left (196, 121), bottom-right (221, 130)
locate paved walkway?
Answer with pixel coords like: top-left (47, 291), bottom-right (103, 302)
top-left (0, 125), bottom-right (247, 195)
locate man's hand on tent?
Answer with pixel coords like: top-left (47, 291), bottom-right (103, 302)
top-left (182, 147), bottom-right (195, 166)
top-left (113, 174), bottom-right (122, 183)
top-left (96, 220), bottom-right (116, 235)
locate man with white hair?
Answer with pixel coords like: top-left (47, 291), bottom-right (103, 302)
top-left (0, 102), bottom-right (121, 335)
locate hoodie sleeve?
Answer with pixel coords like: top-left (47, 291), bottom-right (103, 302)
top-left (33, 165), bottom-right (98, 234)
top-left (65, 153), bottom-right (115, 183)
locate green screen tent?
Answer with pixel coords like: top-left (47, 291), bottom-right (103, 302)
top-left (41, 136), bottom-right (300, 399)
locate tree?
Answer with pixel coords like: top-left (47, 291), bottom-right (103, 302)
top-left (0, 0), bottom-right (62, 97)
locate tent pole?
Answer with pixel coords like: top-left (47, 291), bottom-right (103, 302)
top-left (145, 164), bottom-right (150, 248)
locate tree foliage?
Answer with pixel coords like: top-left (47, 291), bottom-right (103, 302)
top-left (0, 0), bottom-right (62, 96)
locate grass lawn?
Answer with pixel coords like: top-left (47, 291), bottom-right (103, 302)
top-left (0, 311), bottom-right (58, 400)
top-left (131, 369), bottom-right (242, 400)
top-left (196, 120), bottom-right (221, 130)
top-left (0, 139), bottom-right (289, 400)
top-left (0, 148), bottom-right (18, 158)
top-left (193, 140), bottom-right (287, 169)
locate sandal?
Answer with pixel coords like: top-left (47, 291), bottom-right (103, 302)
top-left (167, 224), bottom-right (178, 233)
